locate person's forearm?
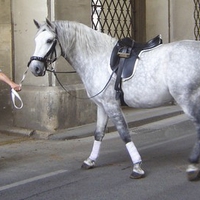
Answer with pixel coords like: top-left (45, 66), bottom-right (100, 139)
top-left (0, 73), bottom-right (14, 86)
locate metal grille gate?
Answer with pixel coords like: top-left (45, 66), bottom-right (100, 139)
top-left (194, 0), bottom-right (200, 40)
top-left (91, 0), bottom-right (135, 38)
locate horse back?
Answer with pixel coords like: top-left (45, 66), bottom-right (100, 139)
top-left (121, 40), bottom-right (200, 108)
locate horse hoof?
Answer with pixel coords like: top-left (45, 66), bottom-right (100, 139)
top-left (186, 164), bottom-right (200, 181)
top-left (130, 171), bottom-right (145, 179)
top-left (81, 158), bottom-right (95, 169)
top-left (187, 171), bottom-right (200, 181)
top-left (130, 162), bottom-right (145, 179)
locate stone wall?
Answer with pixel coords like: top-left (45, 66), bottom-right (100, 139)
top-left (146, 0), bottom-right (194, 43)
top-left (0, 0), bottom-right (12, 120)
top-left (12, 0), bottom-right (97, 134)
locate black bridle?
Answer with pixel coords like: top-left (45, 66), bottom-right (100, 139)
top-left (27, 29), bottom-right (116, 100)
top-left (27, 37), bottom-right (59, 70)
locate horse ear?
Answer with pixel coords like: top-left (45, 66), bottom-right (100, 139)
top-left (46, 18), bottom-right (55, 30)
top-left (33, 19), bottom-right (40, 29)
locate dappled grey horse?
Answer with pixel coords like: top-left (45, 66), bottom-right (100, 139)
top-left (28, 19), bottom-right (200, 181)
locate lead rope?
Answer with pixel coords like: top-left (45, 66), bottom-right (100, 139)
top-left (51, 67), bottom-right (117, 100)
top-left (11, 67), bottom-right (29, 109)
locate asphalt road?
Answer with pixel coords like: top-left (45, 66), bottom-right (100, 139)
top-left (0, 115), bottom-right (200, 200)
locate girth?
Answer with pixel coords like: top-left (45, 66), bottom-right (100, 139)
top-left (110, 35), bottom-right (162, 106)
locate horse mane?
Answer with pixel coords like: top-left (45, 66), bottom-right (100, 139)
top-left (53, 20), bottom-right (117, 59)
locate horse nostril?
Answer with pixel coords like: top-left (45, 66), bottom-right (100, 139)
top-left (35, 66), bottom-right (40, 74)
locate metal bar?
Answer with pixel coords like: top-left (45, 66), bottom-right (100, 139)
top-left (91, 0), bottom-right (136, 39)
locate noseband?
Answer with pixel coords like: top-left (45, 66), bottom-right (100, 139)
top-left (27, 36), bottom-right (59, 70)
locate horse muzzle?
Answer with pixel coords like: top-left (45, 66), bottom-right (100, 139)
top-left (28, 56), bottom-right (47, 76)
top-left (29, 60), bottom-right (46, 76)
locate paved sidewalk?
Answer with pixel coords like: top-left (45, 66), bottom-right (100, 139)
top-left (49, 104), bottom-right (184, 140)
top-left (0, 104), bottom-right (185, 141)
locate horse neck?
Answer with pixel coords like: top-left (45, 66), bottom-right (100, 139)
top-left (55, 21), bottom-right (116, 74)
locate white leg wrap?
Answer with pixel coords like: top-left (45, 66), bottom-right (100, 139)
top-left (89, 140), bottom-right (101, 161)
top-left (126, 141), bottom-right (141, 164)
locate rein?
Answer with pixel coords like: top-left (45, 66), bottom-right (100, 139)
top-left (12, 29), bottom-right (115, 108)
top-left (12, 61), bottom-right (115, 109)
top-left (47, 66), bottom-right (116, 100)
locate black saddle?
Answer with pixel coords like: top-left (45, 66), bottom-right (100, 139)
top-left (110, 35), bottom-right (162, 105)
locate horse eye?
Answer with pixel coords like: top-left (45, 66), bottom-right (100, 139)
top-left (47, 39), bottom-right (53, 44)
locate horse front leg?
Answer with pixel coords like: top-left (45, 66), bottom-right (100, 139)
top-left (82, 105), bottom-right (108, 169)
top-left (107, 106), bottom-right (145, 179)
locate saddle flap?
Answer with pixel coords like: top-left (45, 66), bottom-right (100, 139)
top-left (121, 55), bottom-right (137, 78)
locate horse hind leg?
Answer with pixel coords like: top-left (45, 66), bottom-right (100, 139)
top-left (81, 105), bottom-right (108, 169)
top-left (126, 142), bottom-right (145, 179)
top-left (187, 124), bottom-right (200, 181)
top-left (169, 83), bottom-right (200, 180)
top-left (177, 100), bottom-right (200, 181)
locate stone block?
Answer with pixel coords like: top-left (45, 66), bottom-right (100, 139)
top-left (0, 0), bottom-right (11, 23)
top-left (0, 24), bottom-right (11, 51)
top-left (13, 85), bottom-right (97, 133)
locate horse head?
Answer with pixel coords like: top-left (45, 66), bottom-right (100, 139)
top-left (28, 18), bottom-right (62, 76)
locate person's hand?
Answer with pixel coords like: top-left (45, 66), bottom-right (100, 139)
top-left (11, 83), bottom-right (21, 92)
